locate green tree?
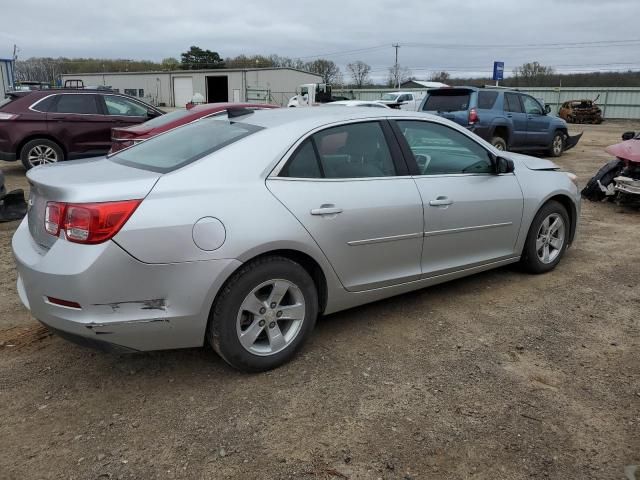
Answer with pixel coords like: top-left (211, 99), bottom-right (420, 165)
top-left (180, 46), bottom-right (225, 70)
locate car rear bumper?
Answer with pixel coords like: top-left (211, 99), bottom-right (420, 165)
top-left (0, 151), bottom-right (17, 161)
top-left (12, 218), bottom-right (241, 352)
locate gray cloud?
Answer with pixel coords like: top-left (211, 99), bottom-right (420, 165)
top-left (2, 0), bottom-right (639, 80)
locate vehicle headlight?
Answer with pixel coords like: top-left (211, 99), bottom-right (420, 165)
top-left (565, 172), bottom-right (579, 187)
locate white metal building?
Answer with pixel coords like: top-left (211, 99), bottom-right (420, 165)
top-left (59, 68), bottom-right (322, 107)
top-left (0, 59), bottom-right (15, 98)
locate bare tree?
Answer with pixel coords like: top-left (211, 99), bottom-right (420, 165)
top-left (514, 61), bottom-right (554, 86)
top-left (305, 59), bottom-right (341, 84)
top-left (347, 61), bottom-right (371, 88)
top-left (387, 65), bottom-right (412, 88)
top-left (429, 71), bottom-right (450, 83)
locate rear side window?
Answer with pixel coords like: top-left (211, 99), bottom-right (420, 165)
top-left (29, 95), bottom-right (56, 112)
top-left (477, 91), bottom-right (498, 109)
top-left (282, 122), bottom-right (396, 179)
top-left (504, 93), bottom-right (523, 113)
top-left (422, 91), bottom-right (471, 112)
top-left (51, 94), bottom-right (99, 114)
top-left (110, 118), bottom-right (263, 173)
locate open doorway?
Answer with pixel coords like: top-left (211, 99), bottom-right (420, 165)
top-left (206, 76), bottom-right (229, 102)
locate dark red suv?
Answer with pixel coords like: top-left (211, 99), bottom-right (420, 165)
top-left (0, 90), bottom-right (164, 169)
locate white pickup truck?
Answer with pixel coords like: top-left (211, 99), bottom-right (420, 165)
top-left (376, 91), bottom-right (426, 111)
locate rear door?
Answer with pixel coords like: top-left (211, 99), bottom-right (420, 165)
top-left (392, 119), bottom-right (523, 275)
top-left (46, 93), bottom-right (113, 157)
top-left (267, 120), bottom-right (424, 292)
top-left (421, 88), bottom-right (473, 126)
top-left (520, 94), bottom-right (549, 146)
top-left (503, 93), bottom-right (528, 147)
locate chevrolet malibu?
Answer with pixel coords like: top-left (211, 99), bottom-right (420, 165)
top-left (13, 108), bottom-right (580, 372)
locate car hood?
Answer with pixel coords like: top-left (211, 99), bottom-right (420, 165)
top-left (504, 152), bottom-right (559, 171)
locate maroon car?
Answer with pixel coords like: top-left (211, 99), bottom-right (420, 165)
top-left (109, 102), bottom-right (279, 154)
top-left (0, 90), bottom-right (164, 169)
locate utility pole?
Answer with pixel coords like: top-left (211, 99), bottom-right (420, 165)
top-left (11, 44), bottom-right (18, 87)
top-left (393, 43), bottom-right (400, 89)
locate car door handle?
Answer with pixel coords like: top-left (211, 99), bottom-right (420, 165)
top-left (429, 197), bottom-right (453, 207)
top-left (506, 113), bottom-right (513, 118)
top-left (310, 205), bottom-right (343, 216)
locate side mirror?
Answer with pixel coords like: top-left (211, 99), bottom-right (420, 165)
top-left (496, 156), bottom-right (515, 174)
top-left (622, 131), bottom-right (636, 141)
top-left (544, 105), bottom-right (551, 114)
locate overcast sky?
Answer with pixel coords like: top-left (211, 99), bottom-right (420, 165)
top-left (2, 0), bottom-right (639, 80)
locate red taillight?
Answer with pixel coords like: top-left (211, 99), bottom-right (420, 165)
top-left (108, 140), bottom-right (134, 154)
top-left (44, 199), bottom-right (141, 244)
top-left (469, 108), bottom-right (479, 125)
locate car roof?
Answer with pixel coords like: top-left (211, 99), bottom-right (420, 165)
top-left (236, 106), bottom-right (438, 130)
top-left (190, 102), bottom-right (279, 113)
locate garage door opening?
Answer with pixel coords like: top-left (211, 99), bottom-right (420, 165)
top-left (206, 76), bottom-right (229, 103)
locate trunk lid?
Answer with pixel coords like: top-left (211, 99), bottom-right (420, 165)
top-left (27, 158), bottom-right (160, 249)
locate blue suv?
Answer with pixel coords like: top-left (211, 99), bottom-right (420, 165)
top-left (419, 87), bottom-right (582, 157)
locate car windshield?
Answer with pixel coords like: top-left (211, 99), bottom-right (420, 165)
top-left (423, 92), bottom-right (471, 112)
top-left (381, 93), bottom-right (399, 101)
top-left (143, 108), bottom-right (195, 128)
top-left (110, 118), bottom-right (263, 173)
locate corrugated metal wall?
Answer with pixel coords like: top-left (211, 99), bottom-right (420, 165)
top-left (333, 87), bottom-right (640, 119)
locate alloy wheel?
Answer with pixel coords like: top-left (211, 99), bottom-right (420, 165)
top-left (553, 135), bottom-right (564, 156)
top-left (27, 145), bottom-right (59, 167)
top-left (236, 279), bottom-right (306, 356)
top-left (536, 213), bottom-right (565, 264)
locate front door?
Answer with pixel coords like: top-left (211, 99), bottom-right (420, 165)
top-left (267, 121), bottom-right (424, 292)
top-left (521, 94), bottom-right (549, 146)
top-left (100, 94), bottom-right (149, 131)
top-left (392, 119), bottom-right (524, 276)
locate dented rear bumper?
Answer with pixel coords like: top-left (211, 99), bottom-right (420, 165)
top-left (12, 218), bottom-right (241, 352)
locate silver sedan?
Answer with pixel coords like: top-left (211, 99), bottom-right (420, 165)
top-left (13, 107), bottom-right (580, 371)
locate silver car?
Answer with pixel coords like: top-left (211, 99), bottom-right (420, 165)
top-left (13, 107), bottom-right (580, 372)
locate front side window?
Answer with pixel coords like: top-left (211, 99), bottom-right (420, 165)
top-left (282, 122), bottom-right (396, 179)
top-left (110, 118), bottom-right (263, 173)
top-left (521, 95), bottom-right (543, 115)
top-left (396, 120), bottom-right (493, 175)
top-left (104, 95), bottom-right (148, 116)
top-left (52, 94), bottom-right (99, 114)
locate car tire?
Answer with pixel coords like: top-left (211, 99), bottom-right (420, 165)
top-left (548, 131), bottom-right (565, 157)
top-left (491, 136), bottom-right (507, 151)
top-left (206, 256), bottom-right (318, 372)
top-left (520, 200), bottom-right (570, 274)
top-left (20, 139), bottom-right (64, 170)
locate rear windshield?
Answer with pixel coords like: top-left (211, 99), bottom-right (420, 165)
top-left (477, 91), bottom-right (499, 109)
top-left (109, 118), bottom-right (263, 173)
top-left (143, 108), bottom-right (196, 128)
top-left (422, 91), bottom-right (471, 112)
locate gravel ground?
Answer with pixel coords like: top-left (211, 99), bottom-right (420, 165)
top-left (0, 121), bottom-right (638, 480)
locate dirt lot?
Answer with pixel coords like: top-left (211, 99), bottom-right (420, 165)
top-left (0, 122), bottom-right (638, 480)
